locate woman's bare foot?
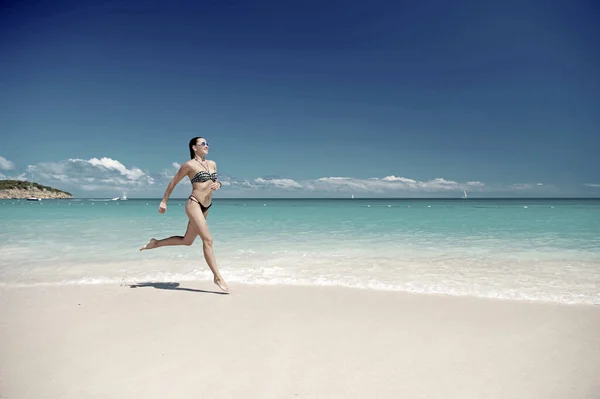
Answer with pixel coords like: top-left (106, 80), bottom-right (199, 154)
top-left (214, 276), bottom-right (230, 293)
top-left (139, 238), bottom-right (158, 251)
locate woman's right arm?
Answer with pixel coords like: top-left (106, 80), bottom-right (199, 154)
top-left (159, 163), bottom-right (189, 212)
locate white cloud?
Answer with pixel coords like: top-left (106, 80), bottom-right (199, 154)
top-left (0, 156), bottom-right (15, 170)
top-left (0, 172), bottom-right (27, 180)
top-left (24, 157), bottom-right (155, 191)
top-left (222, 175), bottom-right (558, 196)
top-left (381, 176), bottom-right (416, 183)
top-left (585, 183), bottom-right (600, 188)
top-left (222, 175), bottom-right (487, 195)
top-left (316, 177), bottom-right (370, 191)
top-left (254, 178), bottom-right (303, 189)
top-left (3, 155), bottom-right (568, 198)
top-left (85, 157), bottom-right (149, 182)
top-left (510, 183), bottom-right (543, 190)
top-left (310, 176), bottom-right (484, 193)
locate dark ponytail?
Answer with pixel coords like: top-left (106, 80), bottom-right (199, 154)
top-left (188, 137), bottom-right (204, 159)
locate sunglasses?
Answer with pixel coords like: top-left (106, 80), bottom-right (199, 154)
top-left (197, 141), bottom-right (209, 147)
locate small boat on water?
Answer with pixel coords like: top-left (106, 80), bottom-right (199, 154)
top-left (27, 197), bottom-right (41, 201)
top-left (110, 192), bottom-right (127, 201)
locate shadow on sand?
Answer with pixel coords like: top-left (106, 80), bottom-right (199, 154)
top-left (129, 282), bottom-right (228, 295)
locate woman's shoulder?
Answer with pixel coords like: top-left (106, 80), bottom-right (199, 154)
top-left (182, 159), bottom-right (195, 167)
top-left (178, 160), bottom-right (195, 173)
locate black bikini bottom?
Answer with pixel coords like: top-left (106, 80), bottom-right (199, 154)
top-left (188, 195), bottom-right (212, 213)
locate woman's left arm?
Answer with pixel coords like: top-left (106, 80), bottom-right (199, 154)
top-left (211, 161), bottom-right (222, 190)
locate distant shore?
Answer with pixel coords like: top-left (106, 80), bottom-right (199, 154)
top-left (0, 188), bottom-right (72, 199)
top-left (0, 180), bottom-right (72, 199)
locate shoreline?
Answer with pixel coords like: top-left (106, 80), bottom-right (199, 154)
top-left (1, 282), bottom-right (599, 398)
top-left (0, 190), bottom-right (72, 199)
top-left (1, 279), bottom-right (599, 307)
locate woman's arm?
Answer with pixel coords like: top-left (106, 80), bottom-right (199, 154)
top-left (159, 162), bottom-right (190, 213)
top-left (210, 161), bottom-right (222, 190)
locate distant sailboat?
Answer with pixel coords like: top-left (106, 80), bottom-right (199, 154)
top-left (351, 194), bottom-right (355, 199)
top-left (120, 192), bottom-right (128, 200)
top-left (461, 190), bottom-right (468, 199)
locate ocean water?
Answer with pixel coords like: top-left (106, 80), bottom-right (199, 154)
top-left (1, 198), bottom-right (599, 304)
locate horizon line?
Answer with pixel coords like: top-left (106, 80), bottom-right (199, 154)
top-left (33, 197), bottom-right (600, 200)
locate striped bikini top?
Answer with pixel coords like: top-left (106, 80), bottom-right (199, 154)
top-left (191, 170), bottom-right (218, 184)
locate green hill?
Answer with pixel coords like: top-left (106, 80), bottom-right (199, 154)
top-left (0, 180), bottom-right (72, 197)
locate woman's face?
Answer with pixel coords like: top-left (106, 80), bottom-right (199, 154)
top-left (194, 138), bottom-right (209, 156)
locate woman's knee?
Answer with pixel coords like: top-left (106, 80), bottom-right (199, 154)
top-left (201, 236), bottom-right (213, 247)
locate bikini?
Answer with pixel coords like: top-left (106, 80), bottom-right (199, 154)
top-left (189, 170), bottom-right (219, 213)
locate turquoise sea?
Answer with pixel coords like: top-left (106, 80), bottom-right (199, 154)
top-left (1, 198), bottom-right (599, 304)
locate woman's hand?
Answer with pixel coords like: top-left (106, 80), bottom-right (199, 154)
top-left (158, 200), bottom-right (167, 214)
top-left (209, 182), bottom-right (221, 191)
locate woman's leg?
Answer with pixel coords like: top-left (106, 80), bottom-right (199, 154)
top-left (139, 221), bottom-right (197, 251)
top-left (185, 201), bottom-right (229, 292)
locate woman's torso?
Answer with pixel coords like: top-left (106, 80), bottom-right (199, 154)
top-left (188, 160), bottom-right (217, 206)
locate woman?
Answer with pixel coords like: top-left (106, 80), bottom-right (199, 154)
top-left (140, 137), bottom-right (229, 293)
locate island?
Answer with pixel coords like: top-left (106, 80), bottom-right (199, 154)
top-left (0, 180), bottom-right (73, 199)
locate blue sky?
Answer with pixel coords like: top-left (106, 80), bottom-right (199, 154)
top-left (1, 0), bottom-right (599, 198)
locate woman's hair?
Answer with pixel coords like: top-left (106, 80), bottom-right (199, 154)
top-left (188, 137), bottom-right (204, 159)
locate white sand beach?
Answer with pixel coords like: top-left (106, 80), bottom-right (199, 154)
top-left (1, 282), bottom-right (599, 399)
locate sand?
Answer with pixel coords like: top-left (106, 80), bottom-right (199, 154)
top-left (1, 282), bottom-right (599, 399)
